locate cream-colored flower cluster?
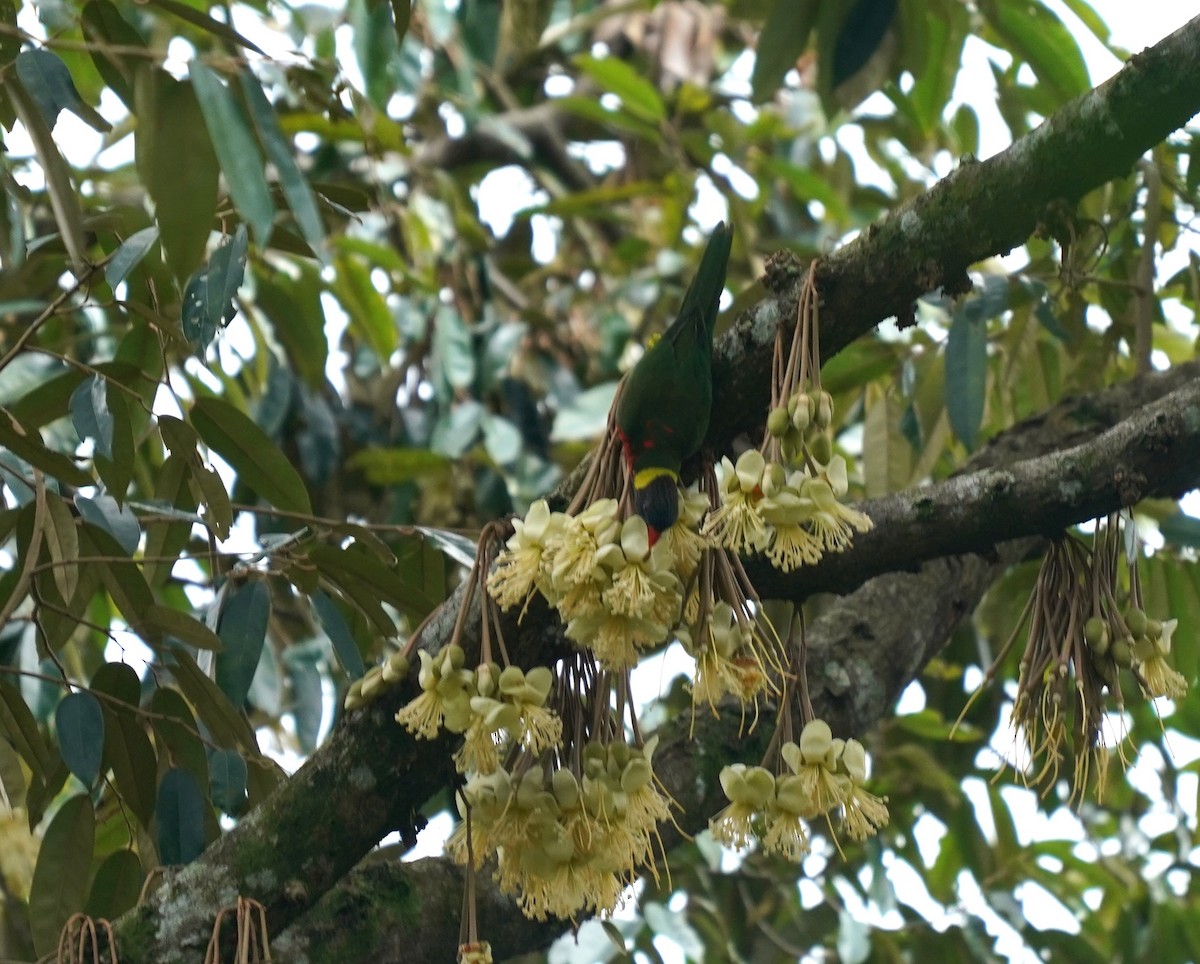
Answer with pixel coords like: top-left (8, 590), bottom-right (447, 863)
top-left (394, 645), bottom-right (563, 774)
top-left (710, 720), bottom-right (889, 861)
top-left (488, 499), bottom-right (686, 669)
top-left (703, 449), bottom-right (872, 573)
top-left (1086, 608), bottom-right (1187, 701)
top-left (678, 600), bottom-right (775, 710)
top-left (448, 738), bottom-right (671, 921)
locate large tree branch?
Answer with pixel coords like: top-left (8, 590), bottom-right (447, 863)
top-left (112, 16), bottom-right (1200, 961)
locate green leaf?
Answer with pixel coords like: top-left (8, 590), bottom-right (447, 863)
top-left (9, 361), bottom-right (140, 430)
top-left (105, 225), bottom-right (159, 288)
top-left (169, 647), bottom-right (259, 754)
top-left (0, 676), bottom-right (54, 777)
top-left (28, 794), bottom-right (95, 958)
top-left (481, 413), bottom-right (521, 465)
top-left (190, 396), bottom-right (312, 514)
top-left (251, 262), bottom-right (328, 388)
top-left (85, 849), bottom-right (144, 920)
top-left (191, 62), bottom-right (274, 245)
top-left (43, 490), bottom-right (80, 603)
top-left (239, 71), bottom-right (325, 258)
top-left (215, 580), bottom-right (271, 707)
top-left (332, 253), bottom-right (397, 359)
top-left (143, 604), bottom-right (223, 651)
top-left (94, 388), bottom-right (136, 504)
top-left (895, 708), bottom-right (982, 742)
top-left (70, 373), bottom-right (114, 460)
top-left (433, 304), bottom-right (475, 392)
top-left (181, 224), bottom-right (249, 350)
top-left (9, 77), bottom-right (90, 270)
top-left (312, 589), bottom-right (365, 679)
top-left (312, 541), bottom-right (438, 623)
top-left (192, 464), bottom-right (233, 540)
top-left (76, 493), bottom-right (140, 555)
top-left (134, 71), bottom-right (219, 283)
top-left (148, 687), bottom-right (208, 789)
top-left (157, 767), bottom-right (208, 865)
top-left (944, 311), bottom-right (987, 451)
top-left (289, 657), bottom-right (322, 753)
top-left (750, 0), bottom-right (819, 102)
top-left (15, 48), bottom-right (110, 132)
top-left (347, 446), bottom-right (450, 485)
top-left (349, 0), bottom-right (399, 110)
top-left (575, 54), bottom-right (665, 125)
top-left (0, 409), bottom-right (91, 486)
top-left (55, 691), bottom-right (104, 788)
top-left (208, 748), bottom-right (248, 815)
top-left (981, 0), bottom-right (1090, 104)
top-left (862, 384), bottom-right (910, 498)
top-left (146, 0), bottom-right (264, 54)
top-left (103, 705), bottom-right (158, 827)
top-left (80, 0), bottom-right (146, 109)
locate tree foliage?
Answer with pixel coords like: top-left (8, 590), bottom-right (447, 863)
top-left (0, 0), bottom-right (1198, 961)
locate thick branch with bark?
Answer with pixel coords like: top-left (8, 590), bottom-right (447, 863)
top-left (111, 16), bottom-right (1200, 962)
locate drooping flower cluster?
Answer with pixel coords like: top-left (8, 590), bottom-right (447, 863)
top-left (448, 738), bottom-right (671, 921)
top-left (964, 512), bottom-right (1188, 802)
top-left (703, 449), bottom-right (872, 572)
top-left (489, 500), bottom-right (684, 670)
top-left (393, 645), bottom-right (563, 773)
top-left (703, 263), bottom-right (873, 570)
top-left (711, 719), bottom-right (889, 861)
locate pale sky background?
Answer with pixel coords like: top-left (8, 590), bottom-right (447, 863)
top-left (4, 3), bottom-right (1200, 963)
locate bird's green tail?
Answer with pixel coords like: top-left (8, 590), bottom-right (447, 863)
top-left (676, 221), bottom-right (734, 342)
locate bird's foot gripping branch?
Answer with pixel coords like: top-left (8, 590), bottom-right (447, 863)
top-left (350, 227), bottom-right (890, 958)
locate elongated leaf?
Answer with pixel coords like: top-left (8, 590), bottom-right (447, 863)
top-left (135, 70), bottom-right (218, 283)
top-left (0, 677), bottom-right (54, 777)
top-left (55, 691), bottom-right (104, 787)
top-left (94, 388), bottom-right (135, 503)
top-left (105, 225), bottom-right (159, 288)
top-left (191, 63), bottom-right (274, 245)
top-left (239, 72), bottom-right (325, 257)
top-left (43, 490), bottom-right (79, 603)
top-left (251, 262), bottom-right (328, 387)
top-left (215, 580), bottom-right (270, 707)
top-left (945, 312), bottom-right (987, 451)
top-left (863, 384), bottom-right (910, 499)
top-left (16, 48), bottom-right (110, 132)
top-left (76, 495), bottom-right (139, 559)
top-left (70, 373), bottom-right (114, 460)
top-left (157, 767), bottom-right (207, 865)
top-left (333, 253), bottom-right (397, 359)
top-left (312, 589), bottom-right (365, 679)
top-left (146, 0), bottom-right (263, 54)
top-left (28, 794), bottom-right (95, 958)
top-left (752, 0), bottom-right (820, 102)
top-left (9, 78), bottom-right (89, 272)
top-left (0, 409), bottom-right (91, 486)
top-left (169, 647), bottom-right (258, 753)
top-left (981, 0), bottom-right (1090, 104)
top-left (85, 849), bottom-right (144, 920)
top-left (181, 224), bottom-right (249, 350)
top-left (190, 396), bottom-right (311, 513)
top-left (149, 686), bottom-right (208, 789)
top-left (208, 748), bottom-right (248, 814)
top-left (102, 706), bottom-right (157, 826)
top-left (143, 604), bottom-right (223, 651)
top-left (81, 0), bottom-right (146, 109)
top-left (575, 54), bottom-right (665, 125)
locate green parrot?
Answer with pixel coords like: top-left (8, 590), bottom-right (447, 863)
top-left (615, 222), bottom-right (733, 543)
